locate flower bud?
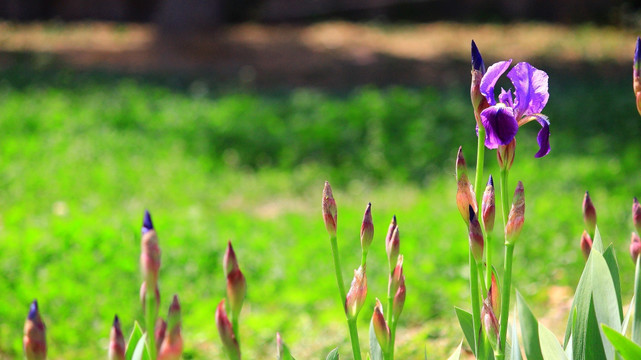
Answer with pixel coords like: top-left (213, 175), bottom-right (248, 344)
top-left (385, 215), bottom-right (398, 265)
top-left (488, 272), bottom-right (500, 315)
top-left (345, 266), bottom-right (367, 319)
top-left (360, 203), bottom-right (374, 254)
top-left (109, 315), bottom-right (125, 360)
top-left (227, 267), bottom-right (247, 320)
top-left (155, 318), bottom-right (167, 353)
top-left (216, 300), bottom-right (241, 360)
top-left (23, 300), bottom-right (46, 360)
top-left (497, 138), bottom-right (516, 171)
top-left (223, 241), bottom-right (239, 277)
top-left (389, 255), bottom-right (403, 295)
top-left (481, 298), bottom-right (500, 350)
top-left (322, 181), bottom-right (338, 237)
top-left (631, 232), bottom-right (641, 264)
top-left (482, 175), bottom-right (495, 232)
top-left (372, 299), bottom-right (390, 353)
top-left (456, 147), bottom-right (477, 225)
top-left (386, 226), bottom-right (400, 271)
top-left (159, 295), bottom-right (183, 360)
top-left (505, 181), bottom-right (525, 245)
top-left (468, 206), bottom-right (484, 263)
top-left (140, 281), bottom-right (161, 315)
top-left (583, 191), bottom-right (597, 238)
top-left (580, 230), bottom-right (592, 260)
top-left (140, 210), bottom-right (161, 286)
top-left (471, 40), bottom-right (489, 125)
top-left (634, 37), bottom-right (641, 115)
top-left (392, 274), bottom-right (406, 321)
top-left (633, 197), bottom-right (641, 235)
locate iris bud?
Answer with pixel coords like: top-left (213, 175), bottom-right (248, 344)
top-left (456, 147), bottom-right (477, 225)
top-left (505, 181), bottom-right (525, 245)
top-left (580, 230), bottom-right (592, 260)
top-left (322, 181), bottom-right (338, 237)
top-left (583, 191), bottom-right (597, 239)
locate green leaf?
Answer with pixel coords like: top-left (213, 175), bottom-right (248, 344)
top-left (369, 319), bottom-right (383, 360)
top-left (516, 291), bottom-right (543, 360)
top-left (454, 307), bottom-right (475, 357)
top-left (623, 296), bottom-right (634, 336)
top-left (326, 347), bottom-right (339, 360)
top-left (447, 341), bottom-right (462, 360)
top-left (131, 333), bottom-right (151, 360)
top-left (278, 336), bottom-right (296, 360)
top-left (592, 226), bottom-right (604, 253)
top-left (125, 321), bottom-right (144, 360)
top-left (632, 257), bottom-right (641, 345)
top-left (603, 324), bottom-right (641, 359)
top-left (510, 322), bottom-right (522, 360)
top-left (590, 250), bottom-right (621, 359)
top-left (539, 323), bottom-right (568, 360)
top-left (603, 245), bottom-right (623, 322)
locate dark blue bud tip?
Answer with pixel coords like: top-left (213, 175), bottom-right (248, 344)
top-left (28, 300), bottom-right (38, 320)
top-left (113, 314), bottom-right (120, 326)
top-left (142, 210), bottom-right (154, 234)
top-left (468, 205), bottom-right (476, 221)
top-left (471, 40), bottom-right (485, 73)
top-left (635, 196), bottom-right (639, 203)
top-left (487, 174), bottom-right (494, 187)
top-left (636, 37), bottom-right (641, 64)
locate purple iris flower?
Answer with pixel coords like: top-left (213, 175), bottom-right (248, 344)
top-left (479, 59), bottom-right (550, 158)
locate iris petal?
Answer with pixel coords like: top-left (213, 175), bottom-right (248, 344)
top-left (480, 105), bottom-right (519, 149)
top-left (480, 60), bottom-right (512, 106)
top-left (532, 115), bottom-right (551, 158)
top-left (498, 88), bottom-right (513, 107)
top-left (507, 62), bottom-right (549, 118)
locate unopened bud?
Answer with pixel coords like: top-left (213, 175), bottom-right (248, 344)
top-left (385, 215), bottom-right (398, 265)
top-left (216, 300), bottom-right (241, 360)
top-left (392, 275), bottom-right (406, 321)
top-left (159, 295), bottom-right (183, 360)
top-left (631, 232), bottom-right (641, 264)
top-left (635, 38), bottom-right (641, 97)
top-left (468, 206), bottom-right (484, 263)
top-left (471, 40), bottom-right (489, 125)
top-left (23, 300), bottom-right (46, 360)
top-left (580, 230), bottom-right (593, 260)
top-left (227, 268), bottom-right (247, 320)
top-left (389, 255), bottom-right (404, 295)
top-left (223, 241), bottom-right (239, 277)
top-left (140, 281), bottom-right (161, 315)
top-left (322, 181), bottom-right (338, 236)
top-left (505, 181), bottom-right (525, 245)
top-left (481, 298), bottom-right (500, 350)
top-left (633, 197), bottom-right (641, 235)
top-left (372, 299), bottom-right (390, 353)
top-left (386, 226), bottom-right (400, 271)
top-left (497, 139), bottom-right (516, 171)
top-left (360, 203), bottom-right (374, 253)
top-left (456, 147), bottom-right (477, 224)
top-left (140, 210), bottom-right (161, 286)
top-left (109, 315), bottom-right (125, 360)
top-left (155, 318), bottom-right (167, 353)
top-left (583, 192), bottom-right (597, 238)
top-left (488, 272), bottom-right (500, 315)
top-left (482, 175), bottom-right (495, 232)
top-left (345, 266), bottom-right (367, 319)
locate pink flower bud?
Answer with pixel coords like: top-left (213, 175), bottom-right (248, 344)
top-left (456, 147), bottom-right (477, 225)
top-left (345, 266), bottom-right (367, 319)
top-left (372, 299), bottom-right (390, 353)
top-left (109, 315), bottom-right (125, 360)
top-left (140, 281), bottom-right (161, 315)
top-left (223, 241), bottom-right (239, 277)
top-left (23, 300), bottom-right (46, 360)
top-left (631, 232), bottom-right (641, 264)
top-left (488, 272), bottom-right (500, 315)
top-left (360, 203), bottom-right (374, 253)
top-left (583, 191), bottom-right (597, 238)
top-left (385, 215), bottom-right (397, 247)
top-left (322, 181), bottom-right (338, 237)
top-left (505, 181), bottom-right (525, 245)
top-left (140, 211), bottom-right (161, 286)
top-left (580, 230), bottom-right (592, 260)
top-left (388, 255), bottom-right (403, 295)
top-left (155, 318), bottom-right (167, 353)
top-left (227, 267), bottom-right (247, 320)
top-left (482, 175), bottom-right (495, 232)
top-left (392, 274), bottom-right (406, 321)
top-left (497, 139), bottom-right (516, 171)
top-left (216, 300), bottom-right (241, 360)
top-left (158, 295), bottom-right (183, 360)
top-left (633, 197), bottom-right (641, 235)
top-left (468, 206), bottom-right (484, 263)
top-left (386, 226), bottom-right (400, 271)
top-left (481, 298), bottom-right (500, 350)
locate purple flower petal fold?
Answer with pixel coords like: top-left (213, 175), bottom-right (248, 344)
top-left (532, 115), bottom-right (551, 158)
top-left (498, 88), bottom-right (513, 107)
top-left (480, 105), bottom-right (519, 149)
top-left (507, 62), bottom-right (549, 118)
top-left (480, 60), bottom-right (512, 106)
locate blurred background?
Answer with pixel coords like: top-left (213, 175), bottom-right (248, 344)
top-left (1, 1), bottom-right (641, 359)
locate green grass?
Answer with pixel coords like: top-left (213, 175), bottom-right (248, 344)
top-left (1, 62), bottom-right (641, 359)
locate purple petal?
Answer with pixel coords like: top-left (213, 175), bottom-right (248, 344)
top-left (498, 88), bottom-right (513, 107)
top-left (636, 37), bottom-right (641, 67)
top-left (142, 210), bottom-right (154, 234)
top-left (480, 60), bottom-right (512, 106)
top-left (28, 300), bottom-right (38, 320)
top-left (471, 40), bottom-right (485, 73)
top-left (480, 105), bottom-right (518, 149)
top-left (533, 115), bottom-right (551, 158)
top-left (507, 62), bottom-right (549, 118)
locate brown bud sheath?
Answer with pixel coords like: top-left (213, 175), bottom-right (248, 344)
top-left (482, 175), bottom-right (495, 232)
top-left (583, 192), bottom-right (597, 238)
top-left (216, 300), bottom-right (241, 360)
top-left (155, 318), bottom-right (167, 353)
top-left (471, 40), bottom-right (488, 125)
top-left (482, 298), bottom-right (500, 350)
top-left (227, 267), bottom-right (247, 320)
top-left (345, 266), bottom-right (368, 319)
top-left (386, 226), bottom-right (400, 271)
top-left (322, 181), bottom-right (338, 237)
top-left (633, 197), bottom-right (641, 235)
top-left (109, 315), bottom-right (125, 360)
top-left (389, 255), bottom-right (404, 295)
top-left (360, 203), bottom-right (374, 254)
top-left (505, 181), bottom-right (525, 245)
top-left (580, 230), bottom-right (593, 260)
top-left (140, 281), bottom-right (161, 315)
top-left (158, 295), bottom-right (183, 360)
top-left (141, 211), bottom-right (161, 286)
top-left (372, 299), bottom-right (390, 353)
top-left (392, 274), bottom-right (406, 321)
top-left (23, 300), bottom-right (46, 360)
top-left (488, 272), bottom-right (500, 316)
top-left (631, 232), bottom-right (641, 264)
top-left (497, 139), bottom-right (516, 171)
top-left (223, 241), bottom-right (239, 277)
top-left (456, 147), bottom-right (478, 225)
top-left (468, 206), bottom-right (484, 263)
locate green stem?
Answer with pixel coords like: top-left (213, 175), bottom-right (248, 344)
top-left (231, 313), bottom-right (240, 346)
top-left (470, 252), bottom-right (482, 357)
top-left (329, 235), bottom-right (347, 303)
top-left (145, 290), bottom-right (157, 359)
top-left (474, 126), bottom-right (486, 207)
top-left (500, 169), bottom-right (510, 226)
top-left (347, 319), bottom-right (363, 360)
top-left (496, 244), bottom-right (515, 360)
top-left (477, 262), bottom-right (488, 297)
top-left (389, 319), bottom-right (398, 360)
top-left (361, 250), bottom-right (367, 269)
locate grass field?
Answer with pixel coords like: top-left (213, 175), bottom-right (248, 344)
top-left (2, 42), bottom-right (641, 359)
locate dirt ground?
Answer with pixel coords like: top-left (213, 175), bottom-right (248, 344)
top-left (0, 21), bottom-right (635, 88)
